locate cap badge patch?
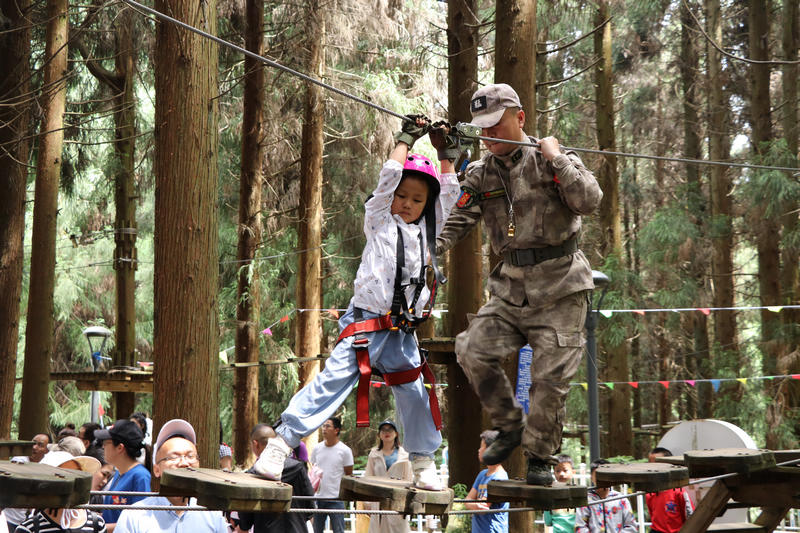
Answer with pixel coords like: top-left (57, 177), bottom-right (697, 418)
top-left (471, 96), bottom-right (487, 112)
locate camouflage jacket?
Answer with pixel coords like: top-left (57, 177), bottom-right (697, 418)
top-left (436, 139), bottom-right (603, 305)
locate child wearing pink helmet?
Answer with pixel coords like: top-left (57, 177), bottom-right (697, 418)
top-left (255, 115), bottom-right (461, 493)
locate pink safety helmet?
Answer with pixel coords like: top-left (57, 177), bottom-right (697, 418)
top-left (402, 153), bottom-right (440, 199)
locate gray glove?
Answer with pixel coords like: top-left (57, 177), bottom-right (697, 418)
top-left (429, 121), bottom-right (463, 161)
top-left (394, 114), bottom-right (429, 148)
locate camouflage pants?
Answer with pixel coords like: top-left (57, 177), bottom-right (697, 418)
top-left (455, 290), bottom-right (588, 459)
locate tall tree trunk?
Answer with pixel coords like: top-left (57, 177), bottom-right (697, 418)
top-left (0, 0), bottom-right (32, 438)
top-left (706, 0), bottom-right (732, 418)
top-left (748, 0), bottom-right (782, 449)
top-left (535, 18), bottom-right (549, 138)
top-left (781, 0), bottom-right (799, 338)
top-left (234, 0), bottom-right (266, 467)
top-left (111, 8), bottom-right (137, 419)
top-left (781, 0), bottom-right (800, 439)
top-left (681, 0), bottom-right (706, 422)
top-left (495, 2), bottom-right (536, 530)
top-left (75, 3), bottom-right (138, 419)
top-left (153, 0), bottom-right (220, 466)
top-left (593, 0), bottom-right (630, 456)
top-left (495, 0), bottom-right (536, 119)
top-left (445, 0), bottom-right (482, 488)
top-left (295, 0), bottom-right (325, 453)
top-left (19, 0), bottom-right (69, 439)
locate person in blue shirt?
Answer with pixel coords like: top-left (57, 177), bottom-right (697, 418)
top-left (114, 419), bottom-right (228, 533)
top-left (465, 430), bottom-right (509, 533)
top-left (95, 419), bottom-right (151, 530)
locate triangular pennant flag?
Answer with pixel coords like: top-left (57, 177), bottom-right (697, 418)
top-left (736, 378), bottom-right (747, 385)
top-left (792, 374), bottom-right (800, 380)
top-left (328, 309), bottom-right (340, 319)
top-left (279, 315), bottom-right (290, 323)
top-left (628, 381), bottom-right (639, 388)
top-left (432, 310), bottom-right (442, 318)
top-left (767, 306), bottom-right (783, 312)
top-left (599, 310), bottom-right (613, 318)
top-left (605, 382), bottom-right (615, 390)
top-left (261, 328), bottom-right (273, 336)
top-left (580, 383), bottom-right (588, 390)
top-left (98, 404), bottom-right (105, 417)
top-left (711, 379), bottom-right (721, 391)
top-left (685, 380), bottom-right (696, 387)
top-left (633, 310), bottom-right (645, 316)
top-left (659, 381), bottom-right (670, 389)
top-left (699, 308), bottom-right (711, 315)
top-left (219, 351), bottom-right (229, 364)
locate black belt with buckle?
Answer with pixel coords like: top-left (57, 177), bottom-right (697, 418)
top-left (503, 238), bottom-right (578, 267)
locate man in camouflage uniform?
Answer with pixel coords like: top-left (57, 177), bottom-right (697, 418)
top-left (437, 84), bottom-right (602, 485)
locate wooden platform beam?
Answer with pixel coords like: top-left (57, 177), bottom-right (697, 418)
top-left (339, 476), bottom-right (453, 516)
top-left (0, 440), bottom-right (33, 460)
top-left (486, 480), bottom-right (587, 510)
top-left (0, 461), bottom-right (93, 508)
top-left (159, 467), bottom-right (292, 512)
top-left (680, 480), bottom-right (734, 533)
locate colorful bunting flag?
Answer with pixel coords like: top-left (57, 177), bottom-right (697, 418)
top-left (699, 308), bottom-right (710, 315)
top-left (628, 381), bottom-right (639, 388)
top-left (659, 381), bottom-right (670, 389)
top-left (261, 328), bottom-right (272, 336)
top-left (711, 379), bottom-right (721, 391)
top-left (600, 310), bottom-right (613, 318)
top-left (685, 380), bottom-right (696, 387)
top-left (605, 382), bottom-right (615, 390)
top-left (736, 378), bottom-right (747, 385)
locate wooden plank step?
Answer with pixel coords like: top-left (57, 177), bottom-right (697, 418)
top-left (159, 467), bottom-right (292, 512)
top-left (594, 462), bottom-right (689, 492)
top-left (684, 448), bottom-right (775, 477)
top-left (485, 479), bottom-right (587, 510)
top-left (339, 476), bottom-right (453, 516)
top-left (0, 440), bottom-right (33, 460)
top-left (0, 461), bottom-right (93, 508)
top-left (706, 522), bottom-right (766, 533)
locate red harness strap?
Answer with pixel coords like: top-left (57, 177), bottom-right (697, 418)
top-left (336, 315), bottom-right (442, 430)
top-left (382, 361), bottom-right (443, 430)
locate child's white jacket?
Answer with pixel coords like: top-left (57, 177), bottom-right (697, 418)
top-left (353, 159), bottom-right (459, 316)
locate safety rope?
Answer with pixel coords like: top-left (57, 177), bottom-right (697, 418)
top-left (117, 0), bottom-right (800, 175)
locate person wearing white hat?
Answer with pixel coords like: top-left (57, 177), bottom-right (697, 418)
top-left (13, 451), bottom-right (106, 533)
top-left (113, 419), bottom-right (228, 533)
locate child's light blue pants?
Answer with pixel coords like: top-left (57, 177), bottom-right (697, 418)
top-left (277, 301), bottom-right (442, 457)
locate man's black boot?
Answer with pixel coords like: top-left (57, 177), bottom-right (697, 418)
top-left (527, 457), bottom-right (555, 486)
top-left (481, 427), bottom-right (523, 465)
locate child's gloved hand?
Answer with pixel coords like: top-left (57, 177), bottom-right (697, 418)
top-left (429, 121), bottom-right (462, 161)
top-left (394, 114), bottom-right (430, 148)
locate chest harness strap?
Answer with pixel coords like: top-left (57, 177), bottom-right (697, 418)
top-left (337, 211), bottom-right (445, 429)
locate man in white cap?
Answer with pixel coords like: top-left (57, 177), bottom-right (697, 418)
top-left (437, 83), bottom-right (602, 485)
top-left (114, 419), bottom-right (228, 533)
top-left (14, 450), bottom-right (106, 532)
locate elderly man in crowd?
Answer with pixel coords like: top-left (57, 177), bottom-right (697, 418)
top-left (114, 419), bottom-right (228, 533)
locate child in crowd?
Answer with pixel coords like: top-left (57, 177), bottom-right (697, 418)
top-left (544, 454), bottom-right (577, 533)
top-left (465, 430), bottom-right (509, 533)
top-left (254, 116), bottom-right (461, 490)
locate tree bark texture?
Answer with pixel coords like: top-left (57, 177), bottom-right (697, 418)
top-left (747, 0), bottom-right (782, 448)
top-left (445, 0), bottom-right (483, 488)
top-left (234, 0), bottom-right (266, 467)
top-left (112, 8), bottom-right (138, 419)
top-left (781, 0), bottom-right (799, 332)
top-left (495, 2), bottom-right (537, 530)
top-left (19, 0), bottom-right (69, 439)
top-left (593, 0), bottom-right (631, 456)
top-left (295, 0), bottom-right (325, 412)
top-left (706, 0), bottom-right (732, 418)
top-left (680, 0), bottom-right (707, 422)
top-left (495, 0), bottom-right (537, 121)
top-left (153, 0), bottom-right (220, 466)
top-left (0, 0), bottom-right (32, 438)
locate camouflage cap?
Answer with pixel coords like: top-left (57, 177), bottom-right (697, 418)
top-left (469, 83), bottom-right (522, 128)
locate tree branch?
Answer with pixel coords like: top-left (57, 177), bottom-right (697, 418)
top-left (537, 17), bottom-right (612, 55)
